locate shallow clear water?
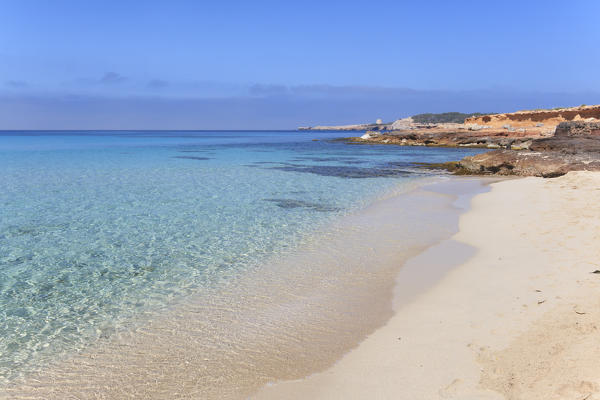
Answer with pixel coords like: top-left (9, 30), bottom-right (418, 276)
top-left (0, 130), bottom-right (484, 383)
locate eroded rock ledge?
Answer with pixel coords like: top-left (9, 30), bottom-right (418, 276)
top-left (435, 122), bottom-right (600, 177)
top-left (343, 129), bottom-right (538, 150)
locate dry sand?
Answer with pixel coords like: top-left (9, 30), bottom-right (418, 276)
top-left (255, 171), bottom-right (600, 400)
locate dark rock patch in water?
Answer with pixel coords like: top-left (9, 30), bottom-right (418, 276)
top-left (251, 161), bottom-right (290, 165)
top-left (268, 164), bottom-right (412, 179)
top-left (341, 160), bottom-right (368, 165)
top-left (3, 223), bottom-right (70, 239)
top-left (385, 161), bottom-right (414, 168)
top-left (172, 156), bottom-right (212, 161)
top-left (291, 156), bottom-right (364, 163)
top-left (264, 198), bottom-right (341, 212)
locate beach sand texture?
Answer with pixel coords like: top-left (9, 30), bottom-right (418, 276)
top-left (256, 171), bottom-right (600, 400)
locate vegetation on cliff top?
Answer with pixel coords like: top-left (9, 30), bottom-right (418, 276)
top-left (411, 112), bottom-right (490, 124)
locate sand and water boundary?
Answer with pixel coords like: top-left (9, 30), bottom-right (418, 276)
top-left (256, 171), bottom-right (600, 400)
top-left (3, 176), bottom-right (495, 399)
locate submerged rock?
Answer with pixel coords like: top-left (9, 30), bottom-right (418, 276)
top-left (264, 198), bottom-right (340, 212)
top-left (172, 156), bottom-right (212, 161)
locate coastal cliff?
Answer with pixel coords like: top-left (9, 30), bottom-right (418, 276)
top-left (465, 104), bottom-right (600, 128)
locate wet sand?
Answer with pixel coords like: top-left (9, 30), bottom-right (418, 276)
top-left (255, 171), bottom-right (600, 400)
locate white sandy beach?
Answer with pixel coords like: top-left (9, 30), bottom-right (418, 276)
top-left (255, 171), bottom-right (600, 400)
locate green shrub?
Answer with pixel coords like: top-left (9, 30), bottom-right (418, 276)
top-left (411, 112), bottom-right (490, 124)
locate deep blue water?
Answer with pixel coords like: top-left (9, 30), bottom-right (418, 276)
top-left (0, 130), bottom-right (484, 381)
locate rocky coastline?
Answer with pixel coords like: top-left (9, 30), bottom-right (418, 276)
top-left (450, 121), bottom-right (600, 177)
top-left (337, 105), bottom-right (600, 177)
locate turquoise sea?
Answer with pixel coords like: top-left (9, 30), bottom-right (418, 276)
top-left (0, 131), bottom-right (484, 390)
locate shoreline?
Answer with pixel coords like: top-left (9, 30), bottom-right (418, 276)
top-left (255, 171), bottom-right (600, 400)
top-left (338, 119), bottom-right (600, 178)
top-left (3, 176), bottom-right (490, 399)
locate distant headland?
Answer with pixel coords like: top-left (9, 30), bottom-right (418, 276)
top-left (303, 104), bottom-right (600, 177)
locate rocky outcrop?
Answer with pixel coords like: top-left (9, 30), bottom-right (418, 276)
top-left (529, 136), bottom-right (600, 153)
top-left (452, 149), bottom-right (600, 178)
top-left (390, 117), bottom-right (414, 130)
top-left (446, 122), bottom-right (600, 177)
top-left (554, 121), bottom-right (600, 137)
top-left (343, 129), bottom-right (536, 149)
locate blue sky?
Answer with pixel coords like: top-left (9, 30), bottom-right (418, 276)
top-left (1, 0), bottom-right (599, 129)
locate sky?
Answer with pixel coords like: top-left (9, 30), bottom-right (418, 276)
top-left (1, 0), bottom-right (599, 129)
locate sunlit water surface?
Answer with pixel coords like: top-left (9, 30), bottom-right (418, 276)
top-left (0, 130), bottom-right (484, 394)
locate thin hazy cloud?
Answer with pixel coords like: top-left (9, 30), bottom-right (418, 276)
top-left (147, 79), bottom-right (169, 89)
top-left (5, 80), bottom-right (28, 88)
top-left (99, 72), bottom-right (127, 84)
top-left (1, 89), bottom-right (598, 130)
